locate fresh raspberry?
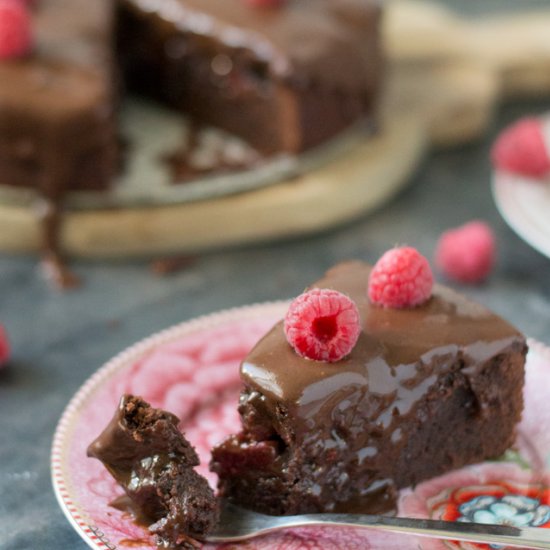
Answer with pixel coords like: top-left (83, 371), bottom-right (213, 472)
top-left (368, 247), bottom-right (433, 308)
top-left (244, 0), bottom-right (285, 8)
top-left (284, 288), bottom-right (361, 363)
top-left (435, 221), bottom-right (496, 284)
top-left (0, 324), bottom-right (10, 368)
top-left (491, 117), bottom-right (550, 179)
top-left (0, 0), bottom-right (33, 60)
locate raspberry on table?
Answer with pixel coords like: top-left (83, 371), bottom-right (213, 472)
top-left (491, 117), bottom-right (550, 179)
top-left (435, 221), bottom-right (496, 284)
top-left (0, 324), bottom-right (10, 368)
top-left (284, 288), bottom-right (361, 363)
top-left (0, 0), bottom-right (33, 60)
top-left (368, 246), bottom-right (433, 308)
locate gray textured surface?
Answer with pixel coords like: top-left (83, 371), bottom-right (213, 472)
top-left (1, 4), bottom-right (550, 550)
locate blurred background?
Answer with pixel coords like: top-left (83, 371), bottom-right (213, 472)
top-left (1, 1), bottom-right (550, 548)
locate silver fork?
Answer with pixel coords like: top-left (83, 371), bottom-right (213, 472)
top-left (205, 501), bottom-right (550, 548)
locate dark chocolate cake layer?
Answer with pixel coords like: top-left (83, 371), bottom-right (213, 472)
top-left (117, 0), bottom-right (382, 153)
top-left (88, 395), bottom-right (219, 549)
top-left (211, 261), bottom-right (527, 515)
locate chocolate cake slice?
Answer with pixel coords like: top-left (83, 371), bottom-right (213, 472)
top-left (211, 261), bottom-right (527, 515)
top-left (117, 0), bottom-right (382, 154)
top-left (87, 395), bottom-right (219, 549)
top-left (0, 0), bottom-right (117, 196)
top-left (0, 0), bottom-right (118, 286)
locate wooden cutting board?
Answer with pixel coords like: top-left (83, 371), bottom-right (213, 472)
top-left (1, 0), bottom-right (549, 258)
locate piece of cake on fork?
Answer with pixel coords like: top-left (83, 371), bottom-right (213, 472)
top-left (87, 395), bottom-right (219, 549)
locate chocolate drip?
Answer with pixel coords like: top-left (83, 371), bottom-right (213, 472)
top-left (162, 121), bottom-right (261, 184)
top-left (36, 198), bottom-right (80, 290)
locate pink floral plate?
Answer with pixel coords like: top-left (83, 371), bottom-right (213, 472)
top-left (51, 302), bottom-right (550, 550)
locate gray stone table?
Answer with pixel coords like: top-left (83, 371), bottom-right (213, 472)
top-left (1, 3), bottom-right (550, 549)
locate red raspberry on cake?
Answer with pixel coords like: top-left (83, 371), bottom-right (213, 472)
top-left (284, 288), bottom-right (361, 362)
top-left (0, 0), bottom-right (32, 60)
top-left (491, 117), bottom-right (550, 179)
top-left (435, 221), bottom-right (496, 284)
top-left (0, 324), bottom-right (10, 368)
top-left (368, 246), bottom-right (433, 308)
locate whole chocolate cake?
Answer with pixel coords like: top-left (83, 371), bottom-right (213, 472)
top-left (87, 395), bottom-right (219, 549)
top-left (211, 261), bottom-right (527, 515)
top-left (0, 0), bottom-right (382, 285)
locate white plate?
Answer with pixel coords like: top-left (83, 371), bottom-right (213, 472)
top-left (492, 171), bottom-right (550, 258)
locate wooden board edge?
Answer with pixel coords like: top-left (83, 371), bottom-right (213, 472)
top-left (0, 113), bottom-right (427, 258)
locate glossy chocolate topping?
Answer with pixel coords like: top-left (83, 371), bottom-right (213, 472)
top-left (121, 0), bottom-right (382, 92)
top-left (243, 261), bottom-right (522, 408)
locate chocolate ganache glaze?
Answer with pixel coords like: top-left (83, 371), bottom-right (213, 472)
top-left (88, 395), bottom-right (219, 549)
top-left (211, 261), bottom-right (527, 516)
